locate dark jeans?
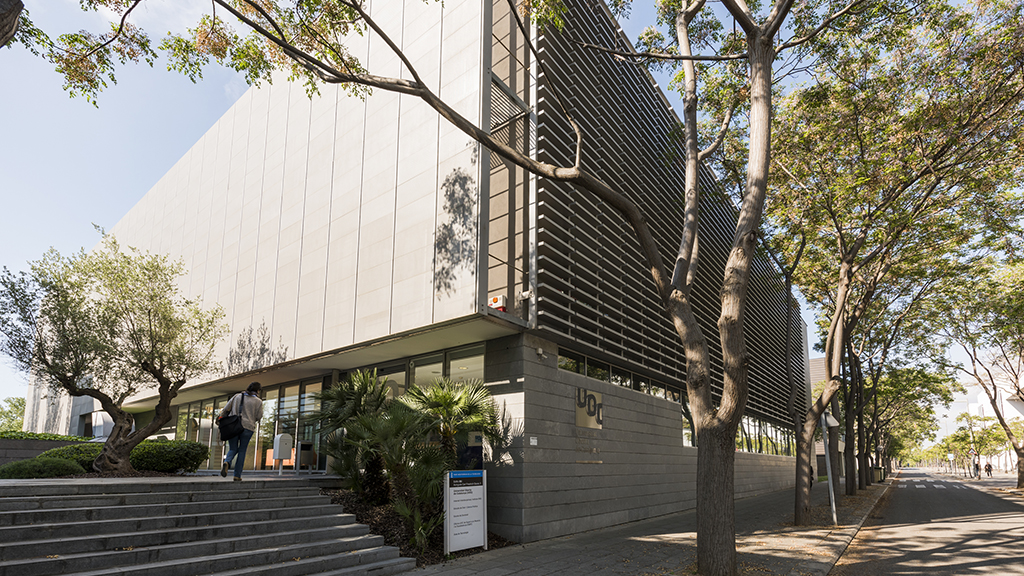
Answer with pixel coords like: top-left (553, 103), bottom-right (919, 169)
top-left (224, 428), bottom-right (254, 478)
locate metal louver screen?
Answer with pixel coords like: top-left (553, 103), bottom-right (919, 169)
top-left (490, 77), bottom-right (531, 170)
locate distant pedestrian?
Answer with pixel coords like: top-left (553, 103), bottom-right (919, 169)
top-left (985, 463), bottom-right (993, 477)
top-left (219, 382), bottom-right (264, 481)
top-left (974, 460), bottom-right (981, 479)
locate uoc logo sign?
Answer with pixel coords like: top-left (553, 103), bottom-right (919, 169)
top-left (576, 388), bottom-right (603, 429)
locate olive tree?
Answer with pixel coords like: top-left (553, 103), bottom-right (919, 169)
top-left (0, 235), bottom-right (226, 473)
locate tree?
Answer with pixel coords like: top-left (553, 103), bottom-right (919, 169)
top-left (933, 262), bottom-right (1024, 488)
top-left (0, 396), bottom-right (25, 432)
top-left (7, 0), bottom-right (906, 572)
top-left (400, 378), bottom-right (498, 468)
top-left (766, 0), bottom-right (1024, 521)
top-left (866, 368), bottom-right (958, 471)
top-left (0, 235), bottom-right (226, 473)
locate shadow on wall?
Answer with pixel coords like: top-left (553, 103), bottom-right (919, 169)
top-left (224, 321), bottom-right (289, 376)
top-left (487, 401), bottom-right (524, 469)
top-left (434, 149), bottom-right (479, 298)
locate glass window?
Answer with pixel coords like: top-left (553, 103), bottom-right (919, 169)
top-left (611, 367), bottom-right (632, 388)
top-left (411, 354), bottom-right (444, 387)
top-left (587, 359), bottom-right (610, 382)
top-left (650, 381), bottom-right (666, 399)
top-left (278, 385), bottom-right (300, 468)
top-left (379, 364), bottom-right (408, 398)
top-left (185, 403), bottom-right (201, 443)
top-left (666, 385), bottom-right (682, 403)
top-left (299, 380), bottom-right (322, 471)
top-left (175, 406), bottom-right (189, 440)
top-left (634, 375), bottom-right (649, 393)
top-left (257, 388), bottom-right (279, 470)
top-left (558, 350), bottom-right (584, 374)
top-left (210, 397), bottom-right (229, 468)
top-left (447, 344), bottom-right (485, 382)
top-left (197, 400), bottom-right (215, 468)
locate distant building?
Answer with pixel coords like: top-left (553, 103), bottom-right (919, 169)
top-left (935, 382), bottom-right (1023, 473)
top-left (25, 0), bottom-right (809, 542)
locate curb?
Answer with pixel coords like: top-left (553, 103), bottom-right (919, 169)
top-left (789, 472), bottom-right (894, 576)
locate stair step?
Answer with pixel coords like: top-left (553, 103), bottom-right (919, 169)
top-left (0, 479), bottom-right (324, 499)
top-left (214, 550), bottom-right (417, 576)
top-left (0, 494), bottom-right (330, 526)
top-left (0, 487), bottom-right (317, 511)
top-left (4, 536), bottom-right (393, 576)
top-left (0, 479), bottom-right (412, 576)
top-left (0, 504), bottom-right (349, 541)
top-left (0, 515), bottom-right (367, 561)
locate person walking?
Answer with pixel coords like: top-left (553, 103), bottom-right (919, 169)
top-left (219, 382), bottom-right (263, 481)
top-left (985, 462), bottom-right (993, 477)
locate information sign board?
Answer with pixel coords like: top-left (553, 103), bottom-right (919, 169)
top-left (444, 470), bottom-right (487, 554)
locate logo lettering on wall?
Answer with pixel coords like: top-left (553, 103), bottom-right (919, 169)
top-left (575, 388), bottom-right (603, 429)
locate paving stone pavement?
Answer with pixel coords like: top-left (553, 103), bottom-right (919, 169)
top-left (414, 475), bottom-right (892, 576)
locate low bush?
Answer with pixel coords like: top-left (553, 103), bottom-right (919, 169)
top-left (38, 440), bottom-right (209, 473)
top-left (0, 457), bottom-right (86, 479)
top-left (131, 440), bottom-right (208, 473)
top-left (0, 431), bottom-right (91, 442)
top-left (38, 443), bottom-right (101, 470)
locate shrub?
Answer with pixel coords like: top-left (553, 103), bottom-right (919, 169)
top-left (0, 431), bottom-right (91, 442)
top-left (38, 443), bottom-right (101, 470)
top-left (38, 440), bottom-right (209, 473)
top-left (0, 457), bottom-right (86, 479)
top-left (131, 440), bottom-right (209, 473)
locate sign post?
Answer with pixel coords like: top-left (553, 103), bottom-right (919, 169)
top-left (444, 470), bottom-right (487, 555)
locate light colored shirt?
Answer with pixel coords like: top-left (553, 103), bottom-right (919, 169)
top-left (219, 392), bottom-right (264, 432)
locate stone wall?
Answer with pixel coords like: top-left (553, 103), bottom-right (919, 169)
top-left (0, 439), bottom-right (83, 466)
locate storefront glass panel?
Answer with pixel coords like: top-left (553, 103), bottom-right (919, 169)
top-left (412, 354), bottom-right (444, 387)
top-left (448, 345), bottom-right (484, 382)
top-left (257, 388), bottom-right (279, 470)
top-left (197, 400), bottom-right (215, 468)
top-left (210, 396), bottom-right (229, 468)
top-left (278, 385), bottom-right (300, 468)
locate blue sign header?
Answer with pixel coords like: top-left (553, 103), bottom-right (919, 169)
top-left (449, 470), bottom-right (484, 479)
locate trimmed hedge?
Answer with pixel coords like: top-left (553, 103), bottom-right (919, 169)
top-left (39, 440), bottom-right (209, 473)
top-left (0, 431), bottom-right (91, 442)
top-left (0, 457), bottom-right (86, 479)
top-left (131, 440), bottom-right (208, 473)
top-left (37, 443), bottom-right (101, 470)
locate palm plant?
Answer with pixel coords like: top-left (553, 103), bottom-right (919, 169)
top-left (400, 378), bottom-right (498, 467)
top-left (316, 370), bottom-right (390, 502)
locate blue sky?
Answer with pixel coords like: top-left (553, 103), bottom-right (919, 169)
top-left (0, 1), bottom-right (823, 404)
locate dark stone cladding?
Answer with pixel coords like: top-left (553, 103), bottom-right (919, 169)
top-left (531, 0), bottom-right (806, 425)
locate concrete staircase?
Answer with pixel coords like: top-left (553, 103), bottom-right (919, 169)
top-left (0, 478), bottom-right (416, 576)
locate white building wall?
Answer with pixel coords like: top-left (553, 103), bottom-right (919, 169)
top-left (105, 0), bottom-right (486, 386)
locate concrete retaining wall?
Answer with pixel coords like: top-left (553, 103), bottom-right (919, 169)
top-left (0, 439), bottom-right (83, 466)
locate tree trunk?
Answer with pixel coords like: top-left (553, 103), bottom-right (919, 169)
top-left (697, 424), bottom-right (738, 576)
top-left (794, 416), bottom-right (816, 524)
top-left (844, 380), bottom-right (856, 496)
top-left (93, 410), bottom-right (139, 474)
top-left (0, 0), bottom-right (22, 48)
top-left (1016, 449), bottom-right (1024, 489)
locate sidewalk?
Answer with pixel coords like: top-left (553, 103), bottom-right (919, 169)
top-left (414, 476), bottom-right (892, 576)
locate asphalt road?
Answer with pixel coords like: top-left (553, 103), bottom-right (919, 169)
top-left (830, 467), bottom-right (1024, 575)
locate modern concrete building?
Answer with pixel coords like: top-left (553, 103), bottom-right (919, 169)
top-left (25, 0), bottom-right (810, 542)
